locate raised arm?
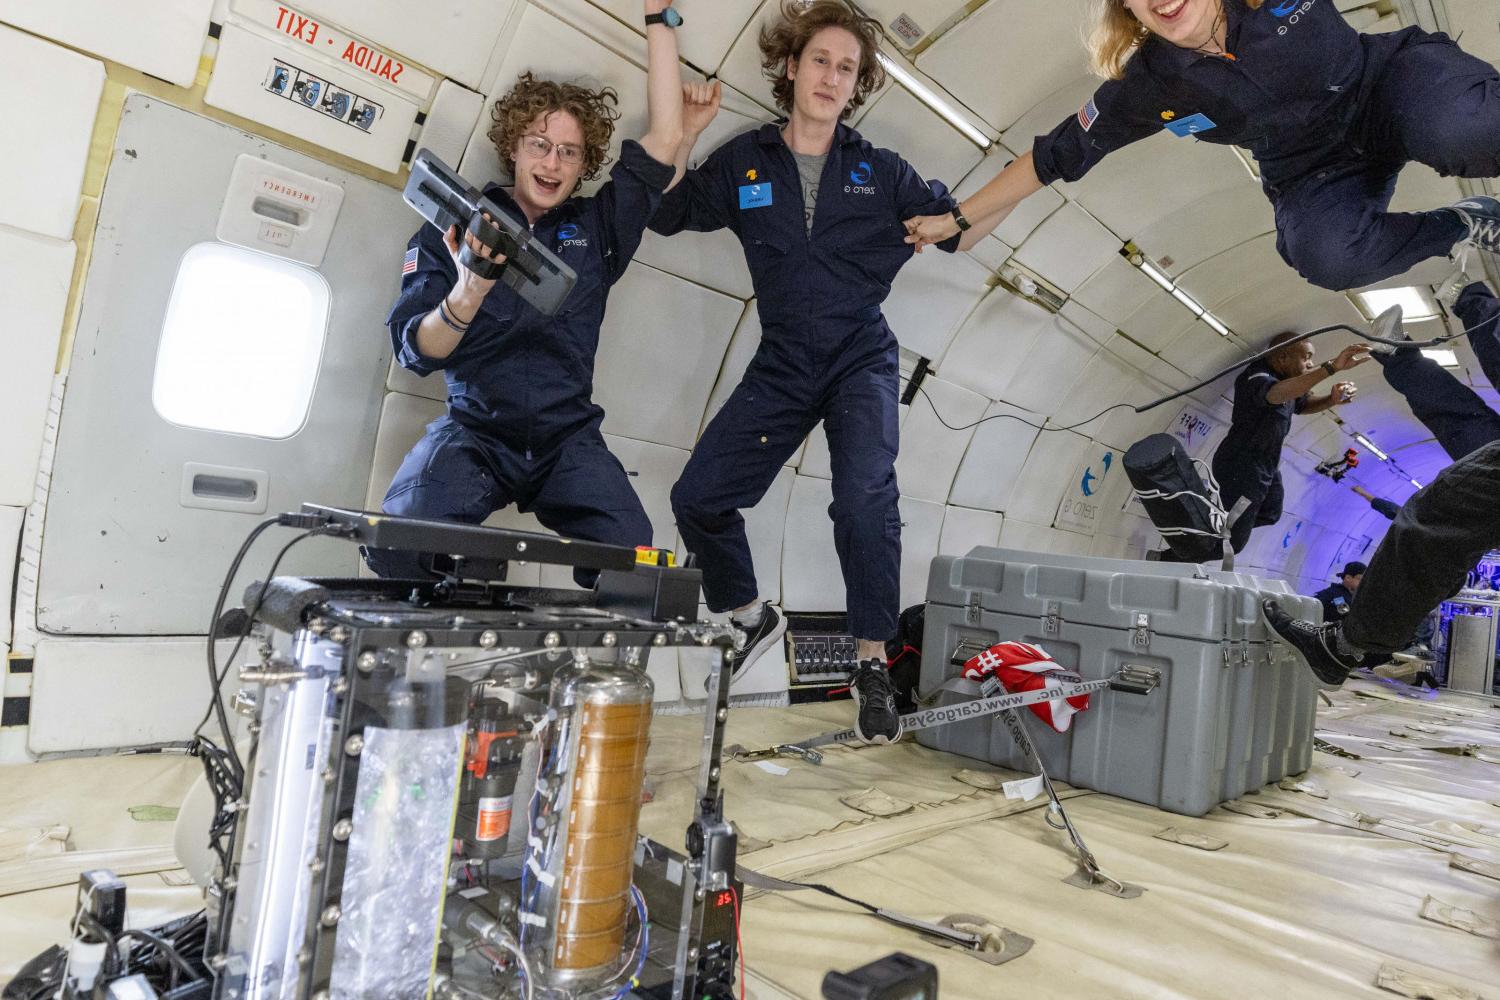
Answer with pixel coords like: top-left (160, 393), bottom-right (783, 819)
top-left (668, 80), bottom-right (721, 192)
top-left (638, 0), bottom-right (684, 165)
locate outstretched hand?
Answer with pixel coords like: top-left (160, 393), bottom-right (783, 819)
top-left (444, 220), bottom-right (505, 298)
top-left (682, 80), bottom-right (721, 137)
top-left (904, 212), bottom-right (960, 253)
top-left (1332, 343), bottom-right (1373, 371)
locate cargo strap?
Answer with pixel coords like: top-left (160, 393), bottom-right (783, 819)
top-left (781, 676), bottom-right (1116, 754)
top-left (993, 687), bottom-right (1144, 900)
top-left (736, 865), bottom-right (992, 951)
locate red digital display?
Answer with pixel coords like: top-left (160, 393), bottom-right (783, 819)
top-left (714, 890), bottom-right (734, 908)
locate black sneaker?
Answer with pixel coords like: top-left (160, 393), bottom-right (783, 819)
top-left (850, 659), bottom-right (904, 745)
top-left (719, 604), bottom-right (787, 687)
top-left (1449, 196), bottom-right (1500, 254)
top-left (1261, 598), bottom-right (1361, 687)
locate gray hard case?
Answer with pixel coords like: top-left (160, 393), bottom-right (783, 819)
top-left (918, 548), bottom-right (1320, 817)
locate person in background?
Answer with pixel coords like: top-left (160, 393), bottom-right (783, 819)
top-left (1211, 334), bottom-right (1369, 553)
top-left (1351, 485), bottom-right (1400, 521)
top-left (1313, 561), bottom-right (1365, 625)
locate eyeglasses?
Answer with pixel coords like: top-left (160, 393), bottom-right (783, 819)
top-left (520, 133), bottom-right (586, 166)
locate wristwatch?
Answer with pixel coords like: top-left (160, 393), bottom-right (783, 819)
top-left (645, 8), bottom-right (683, 28)
top-left (1321, 360), bottom-right (1337, 377)
top-left (951, 207), bottom-right (972, 232)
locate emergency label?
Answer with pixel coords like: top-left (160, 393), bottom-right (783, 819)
top-left (888, 13), bottom-right (925, 46)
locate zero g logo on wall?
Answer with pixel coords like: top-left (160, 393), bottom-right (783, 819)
top-left (846, 160), bottom-right (876, 195)
top-left (1271, 0), bottom-right (1318, 35)
top-left (265, 59), bottom-right (382, 131)
top-left (556, 223), bottom-right (588, 248)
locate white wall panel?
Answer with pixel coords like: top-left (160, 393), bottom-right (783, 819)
top-left (1010, 201), bottom-right (1119, 294)
top-left (780, 475), bottom-right (843, 613)
top-left (1058, 300), bottom-right (1119, 346)
top-left (30, 638), bottom-right (226, 752)
top-left (206, 25), bottom-right (418, 171)
top-left (419, 80), bottom-right (486, 167)
top-left (938, 506), bottom-right (1003, 558)
top-left (894, 377), bottom-right (987, 504)
top-left (594, 264), bottom-right (744, 450)
top-left (290, 0), bottom-right (519, 89)
top-left (938, 289), bottom-right (1055, 400)
top-left (998, 314), bottom-right (1101, 417)
top-left (898, 496), bottom-right (945, 611)
top-left (0, 229), bottom-right (75, 508)
top-left (601, 433), bottom-right (691, 551)
top-left (1158, 323), bottom-right (1252, 382)
top-left (0, 0), bottom-right (208, 88)
top-left (859, 0), bottom-right (972, 50)
top-left (884, 241), bottom-right (992, 361)
top-left (917, 0), bottom-right (1090, 133)
top-left (1070, 138), bottom-right (1248, 244)
top-left (586, 0), bottom-right (762, 75)
top-left (1116, 292), bottom-right (1199, 354)
top-left (386, 356), bottom-right (448, 403)
top-left (1070, 256), bottom-right (1160, 331)
top-left (855, 86), bottom-right (985, 189)
top-left (0, 28), bottom-right (103, 240)
top-left (1003, 428), bottom-right (1090, 526)
top-left (1131, 185), bottom-right (1275, 279)
top-left (948, 401), bottom-right (1042, 512)
top-left (798, 422), bottom-right (833, 480)
top-left (997, 518), bottom-right (1092, 557)
top-left (634, 229), bottom-right (755, 301)
top-left (1171, 233), bottom-right (1287, 312)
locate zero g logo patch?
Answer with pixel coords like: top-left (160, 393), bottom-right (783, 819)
top-left (556, 223), bottom-right (587, 248)
top-left (1272, 0), bottom-right (1318, 34)
top-left (845, 160), bottom-right (876, 195)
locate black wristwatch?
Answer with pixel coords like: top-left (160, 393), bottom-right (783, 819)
top-left (951, 207), bottom-right (972, 232)
top-left (1321, 360), bottom-right (1337, 377)
top-left (645, 8), bottom-right (683, 28)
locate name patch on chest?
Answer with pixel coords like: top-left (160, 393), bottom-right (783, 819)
top-left (739, 183), bottom-right (773, 210)
top-left (1164, 113), bottom-right (1217, 137)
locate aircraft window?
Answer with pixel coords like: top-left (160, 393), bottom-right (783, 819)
top-left (152, 242), bottom-right (330, 439)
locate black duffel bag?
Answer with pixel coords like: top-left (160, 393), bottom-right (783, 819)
top-left (1124, 434), bottom-right (1239, 564)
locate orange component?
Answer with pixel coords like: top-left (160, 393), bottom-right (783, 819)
top-left (552, 699), bottom-right (652, 970)
top-left (465, 728), bottom-right (517, 779)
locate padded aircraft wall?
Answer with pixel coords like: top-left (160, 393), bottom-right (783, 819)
top-left (1, 0), bottom-right (1496, 758)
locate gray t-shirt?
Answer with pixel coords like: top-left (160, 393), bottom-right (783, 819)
top-left (792, 151), bottom-right (826, 235)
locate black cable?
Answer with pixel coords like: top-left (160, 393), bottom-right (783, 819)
top-left (119, 928), bottom-right (197, 987)
top-left (196, 521), bottom-right (342, 780)
top-left (917, 310), bottom-right (1500, 434)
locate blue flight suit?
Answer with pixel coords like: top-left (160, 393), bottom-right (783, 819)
top-left (1313, 581), bottom-right (1356, 624)
top-left (650, 122), bottom-right (959, 641)
top-left (367, 141), bottom-right (674, 583)
top-left (1456, 282), bottom-right (1500, 391)
top-left (1033, 0), bottom-right (1500, 291)
top-left (1211, 359), bottom-right (1305, 553)
top-left (1373, 345), bottom-right (1500, 462)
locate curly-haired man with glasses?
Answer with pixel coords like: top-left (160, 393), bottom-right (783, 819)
top-left (368, 1), bottom-right (685, 584)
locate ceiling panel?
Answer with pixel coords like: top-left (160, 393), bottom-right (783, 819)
top-left (1069, 136), bottom-right (1251, 242)
top-left (1011, 201), bottom-right (1120, 294)
top-left (917, 0), bottom-right (1091, 134)
top-left (585, 0), bottom-right (763, 75)
top-left (1132, 184), bottom-right (1276, 279)
top-left (1071, 256), bottom-right (1160, 330)
top-left (855, 85), bottom-right (986, 190)
top-left (955, 146), bottom-right (1067, 246)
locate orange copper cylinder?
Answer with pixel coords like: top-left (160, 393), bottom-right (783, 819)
top-left (555, 699), bottom-right (651, 970)
top-left (527, 662), bottom-right (653, 993)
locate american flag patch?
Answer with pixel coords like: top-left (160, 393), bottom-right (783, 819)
top-left (401, 247), bottom-right (418, 275)
top-left (1077, 97), bottom-right (1099, 132)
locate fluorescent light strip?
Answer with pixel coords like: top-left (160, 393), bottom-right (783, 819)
top-left (1138, 259), bottom-right (1174, 290)
top-left (876, 53), bottom-right (992, 149)
top-left (1202, 313), bottom-right (1231, 337)
top-left (1354, 433), bottom-right (1389, 462)
top-left (1410, 479), bottom-right (1424, 489)
top-left (1171, 286), bottom-right (1205, 316)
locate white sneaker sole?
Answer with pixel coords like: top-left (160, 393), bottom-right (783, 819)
top-left (707, 613), bottom-right (788, 692)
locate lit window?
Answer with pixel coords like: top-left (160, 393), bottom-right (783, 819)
top-left (1349, 286), bottom-right (1439, 321)
top-left (153, 243), bottom-right (329, 438)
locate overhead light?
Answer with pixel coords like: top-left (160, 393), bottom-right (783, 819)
top-left (1139, 259), bottom-right (1174, 290)
top-left (876, 53), bottom-right (992, 149)
top-left (1410, 478), bottom-right (1424, 489)
top-left (1171, 286), bottom-right (1205, 316)
top-left (1350, 286), bottom-right (1439, 322)
top-left (1353, 433), bottom-right (1389, 461)
top-left (1202, 313), bottom-right (1232, 337)
top-left (1421, 348), bottom-right (1459, 367)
